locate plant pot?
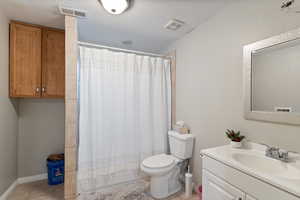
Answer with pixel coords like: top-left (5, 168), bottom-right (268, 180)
top-left (231, 141), bottom-right (242, 148)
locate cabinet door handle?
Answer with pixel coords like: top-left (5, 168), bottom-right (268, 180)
top-left (35, 87), bottom-right (40, 93)
top-left (42, 87), bottom-right (46, 93)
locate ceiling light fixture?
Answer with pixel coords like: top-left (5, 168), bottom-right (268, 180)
top-left (99, 0), bottom-right (130, 15)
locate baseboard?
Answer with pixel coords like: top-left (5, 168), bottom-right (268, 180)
top-left (0, 173), bottom-right (48, 200)
top-left (17, 173), bottom-right (47, 184)
top-left (0, 180), bottom-right (18, 200)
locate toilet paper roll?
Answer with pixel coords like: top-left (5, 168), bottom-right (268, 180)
top-left (176, 120), bottom-right (185, 127)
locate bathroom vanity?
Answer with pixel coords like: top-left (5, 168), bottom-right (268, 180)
top-left (201, 143), bottom-right (300, 200)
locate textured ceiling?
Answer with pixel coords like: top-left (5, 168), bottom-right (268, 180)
top-left (0, 0), bottom-right (235, 53)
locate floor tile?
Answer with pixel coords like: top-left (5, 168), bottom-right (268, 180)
top-left (7, 179), bottom-right (200, 200)
top-left (7, 180), bottom-right (64, 200)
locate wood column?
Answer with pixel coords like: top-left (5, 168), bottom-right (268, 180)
top-left (64, 15), bottom-right (78, 200)
top-left (169, 51), bottom-right (176, 128)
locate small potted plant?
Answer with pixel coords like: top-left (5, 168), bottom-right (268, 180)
top-left (225, 129), bottom-right (245, 148)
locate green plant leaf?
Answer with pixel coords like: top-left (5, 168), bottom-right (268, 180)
top-left (225, 129), bottom-right (244, 142)
top-left (239, 136), bottom-right (245, 141)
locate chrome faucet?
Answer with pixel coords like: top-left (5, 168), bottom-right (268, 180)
top-left (260, 143), bottom-right (295, 162)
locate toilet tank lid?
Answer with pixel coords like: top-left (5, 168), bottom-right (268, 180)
top-left (168, 130), bottom-right (194, 140)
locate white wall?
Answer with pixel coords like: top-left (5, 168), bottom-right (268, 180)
top-left (0, 11), bottom-right (19, 195)
top-left (0, 13), bottom-right (65, 193)
top-left (18, 99), bottom-right (65, 177)
top-left (165, 0), bottom-right (300, 185)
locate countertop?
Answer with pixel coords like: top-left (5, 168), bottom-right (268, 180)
top-left (201, 142), bottom-right (300, 197)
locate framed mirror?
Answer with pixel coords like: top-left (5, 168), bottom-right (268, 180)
top-left (243, 28), bottom-right (300, 125)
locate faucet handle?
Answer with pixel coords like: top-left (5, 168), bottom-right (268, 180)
top-left (259, 143), bottom-right (270, 148)
top-left (259, 143), bottom-right (274, 151)
top-left (287, 150), bottom-right (299, 154)
top-left (280, 149), bottom-right (298, 155)
top-left (271, 147), bottom-right (280, 151)
top-left (279, 149), bottom-right (290, 162)
top-left (259, 143), bottom-right (280, 151)
top-left (278, 149), bottom-right (299, 162)
top-left (279, 149), bottom-right (288, 155)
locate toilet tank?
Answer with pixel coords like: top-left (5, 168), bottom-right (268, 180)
top-left (168, 131), bottom-right (194, 159)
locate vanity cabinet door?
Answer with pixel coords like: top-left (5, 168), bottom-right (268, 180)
top-left (203, 170), bottom-right (245, 200)
top-left (246, 195), bottom-right (258, 200)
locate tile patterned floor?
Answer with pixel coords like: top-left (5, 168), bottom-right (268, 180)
top-left (7, 180), bottom-right (201, 200)
top-left (7, 180), bottom-right (64, 200)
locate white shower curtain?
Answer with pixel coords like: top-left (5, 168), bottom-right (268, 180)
top-left (77, 46), bottom-right (171, 194)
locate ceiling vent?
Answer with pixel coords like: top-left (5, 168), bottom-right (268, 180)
top-left (164, 19), bottom-right (185, 31)
top-left (122, 40), bottom-right (133, 45)
top-left (59, 6), bottom-right (87, 18)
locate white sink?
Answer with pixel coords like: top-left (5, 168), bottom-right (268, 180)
top-left (201, 143), bottom-right (300, 197)
top-left (232, 153), bottom-right (300, 180)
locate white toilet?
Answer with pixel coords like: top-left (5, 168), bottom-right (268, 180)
top-left (141, 131), bottom-right (194, 199)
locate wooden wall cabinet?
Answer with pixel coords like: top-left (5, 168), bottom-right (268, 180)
top-left (10, 21), bottom-right (65, 98)
top-left (42, 28), bottom-right (65, 98)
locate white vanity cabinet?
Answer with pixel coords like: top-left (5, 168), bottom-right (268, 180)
top-left (202, 155), bottom-right (300, 200)
top-left (203, 170), bottom-right (245, 200)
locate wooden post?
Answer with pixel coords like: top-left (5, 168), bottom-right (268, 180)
top-left (64, 15), bottom-right (78, 200)
top-left (169, 51), bottom-right (176, 128)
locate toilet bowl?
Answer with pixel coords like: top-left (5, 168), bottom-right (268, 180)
top-left (141, 154), bottom-right (182, 199)
top-left (141, 131), bottom-right (195, 199)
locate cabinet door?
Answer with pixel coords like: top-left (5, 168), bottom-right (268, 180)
top-left (246, 195), bottom-right (257, 200)
top-left (10, 22), bottom-right (42, 97)
top-left (42, 28), bottom-right (65, 98)
top-left (203, 170), bottom-right (245, 200)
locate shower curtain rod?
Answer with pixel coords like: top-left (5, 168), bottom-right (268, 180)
top-left (78, 41), bottom-right (171, 59)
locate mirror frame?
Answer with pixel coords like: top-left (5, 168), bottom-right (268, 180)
top-left (243, 28), bottom-right (300, 125)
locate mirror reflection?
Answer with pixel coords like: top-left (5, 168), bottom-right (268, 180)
top-left (251, 39), bottom-right (300, 113)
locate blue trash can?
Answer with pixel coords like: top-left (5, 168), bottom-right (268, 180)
top-left (47, 154), bottom-right (64, 185)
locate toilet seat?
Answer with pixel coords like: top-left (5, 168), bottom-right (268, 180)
top-left (140, 131), bottom-right (194, 199)
top-left (141, 154), bottom-right (177, 177)
top-left (140, 153), bottom-right (183, 199)
top-left (142, 154), bottom-right (175, 169)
